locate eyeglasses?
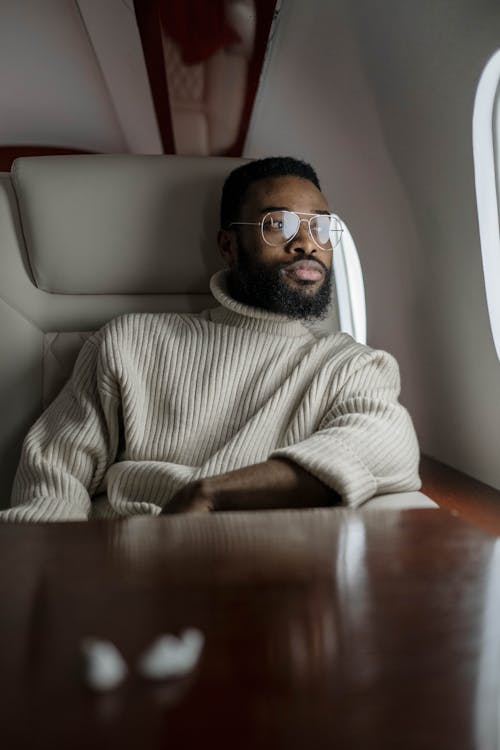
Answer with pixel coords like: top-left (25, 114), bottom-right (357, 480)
top-left (229, 210), bottom-right (343, 251)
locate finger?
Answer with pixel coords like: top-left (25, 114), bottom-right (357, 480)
top-left (185, 498), bottom-right (213, 514)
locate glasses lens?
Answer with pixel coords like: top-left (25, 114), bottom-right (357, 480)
top-left (312, 215), bottom-right (343, 249)
top-left (262, 211), bottom-right (299, 245)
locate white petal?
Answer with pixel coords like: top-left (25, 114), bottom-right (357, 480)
top-left (138, 628), bottom-right (205, 680)
top-left (81, 638), bottom-right (127, 691)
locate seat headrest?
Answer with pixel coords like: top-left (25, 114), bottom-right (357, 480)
top-left (12, 154), bottom-right (246, 295)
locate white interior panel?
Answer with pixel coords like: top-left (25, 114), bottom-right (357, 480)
top-left (244, 0), bottom-right (426, 439)
top-left (245, 0), bottom-right (500, 491)
top-left (76, 0), bottom-right (163, 154)
top-left (0, 0), bottom-right (126, 151)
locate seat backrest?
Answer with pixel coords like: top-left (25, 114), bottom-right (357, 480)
top-left (0, 154), bottom-right (341, 507)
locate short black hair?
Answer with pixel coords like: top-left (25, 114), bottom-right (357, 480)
top-left (220, 156), bottom-right (321, 229)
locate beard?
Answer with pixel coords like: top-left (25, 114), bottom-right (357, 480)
top-left (229, 241), bottom-right (332, 321)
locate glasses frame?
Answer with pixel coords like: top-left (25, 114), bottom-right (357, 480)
top-left (228, 210), bottom-right (343, 251)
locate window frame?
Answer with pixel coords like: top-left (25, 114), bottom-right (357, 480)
top-left (472, 49), bottom-right (500, 362)
top-left (333, 221), bottom-right (366, 344)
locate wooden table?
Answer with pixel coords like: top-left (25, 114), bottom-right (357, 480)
top-left (0, 508), bottom-right (499, 750)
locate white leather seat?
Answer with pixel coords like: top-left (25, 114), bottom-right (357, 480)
top-left (0, 154), bottom-right (436, 511)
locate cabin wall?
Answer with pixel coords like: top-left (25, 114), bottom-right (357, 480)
top-left (0, 0), bottom-right (161, 153)
top-left (245, 0), bottom-right (500, 490)
top-left (2, 0), bottom-right (500, 489)
top-left (0, 0), bottom-right (123, 150)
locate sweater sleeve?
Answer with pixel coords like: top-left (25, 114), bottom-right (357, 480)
top-left (1, 334), bottom-right (121, 522)
top-left (270, 348), bottom-right (421, 508)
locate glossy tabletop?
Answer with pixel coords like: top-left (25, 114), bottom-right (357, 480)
top-left (0, 508), bottom-right (499, 750)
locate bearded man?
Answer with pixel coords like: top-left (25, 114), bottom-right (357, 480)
top-left (2, 156), bottom-right (421, 521)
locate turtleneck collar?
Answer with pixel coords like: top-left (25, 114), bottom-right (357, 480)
top-left (208, 270), bottom-right (313, 338)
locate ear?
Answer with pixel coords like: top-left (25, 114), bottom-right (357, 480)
top-left (217, 229), bottom-right (238, 268)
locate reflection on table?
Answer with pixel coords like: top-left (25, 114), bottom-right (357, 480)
top-left (0, 507), bottom-right (499, 750)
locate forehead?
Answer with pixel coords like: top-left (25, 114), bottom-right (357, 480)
top-left (241, 176), bottom-right (329, 216)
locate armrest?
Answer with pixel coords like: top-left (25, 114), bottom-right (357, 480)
top-left (363, 491), bottom-right (438, 511)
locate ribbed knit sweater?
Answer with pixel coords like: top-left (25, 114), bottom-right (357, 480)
top-left (3, 270), bottom-right (420, 522)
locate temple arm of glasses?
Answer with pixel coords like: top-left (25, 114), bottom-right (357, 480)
top-left (229, 216), bottom-right (343, 226)
top-left (228, 222), bottom-right (261, 227)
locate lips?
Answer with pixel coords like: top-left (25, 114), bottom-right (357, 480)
top-left (282, 259), bottom-right (325, 282)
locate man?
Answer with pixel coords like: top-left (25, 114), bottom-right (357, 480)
top-left (2, 156), bottom-right (420, 521)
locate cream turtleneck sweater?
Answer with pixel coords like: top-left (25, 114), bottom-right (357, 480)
top-left (3, 271), bottom-right (420, 521)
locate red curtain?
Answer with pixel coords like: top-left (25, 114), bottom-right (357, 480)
top-left (158, 0), bottom-right (241, 64)
top-left (134, 0), bottom-right (277, 156)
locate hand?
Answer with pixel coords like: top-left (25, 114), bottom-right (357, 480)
top-left (162, 479), bottom-right (216, 515)
top-left (162, 459), bottom-right (338, 515)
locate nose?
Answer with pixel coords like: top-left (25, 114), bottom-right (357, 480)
top-left (286, 218), bottom-right (317, 255)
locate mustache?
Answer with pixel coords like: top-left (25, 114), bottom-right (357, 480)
top-left (275, 257), bottom-right (329, 274)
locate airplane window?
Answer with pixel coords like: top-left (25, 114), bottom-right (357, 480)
top-left (333, 221), bottom-right (367, 344)
top-left (473, 49), bottom-right (500, 362)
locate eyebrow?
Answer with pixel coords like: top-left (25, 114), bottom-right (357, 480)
top-left (259, 205), bottom-right (331, 215)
